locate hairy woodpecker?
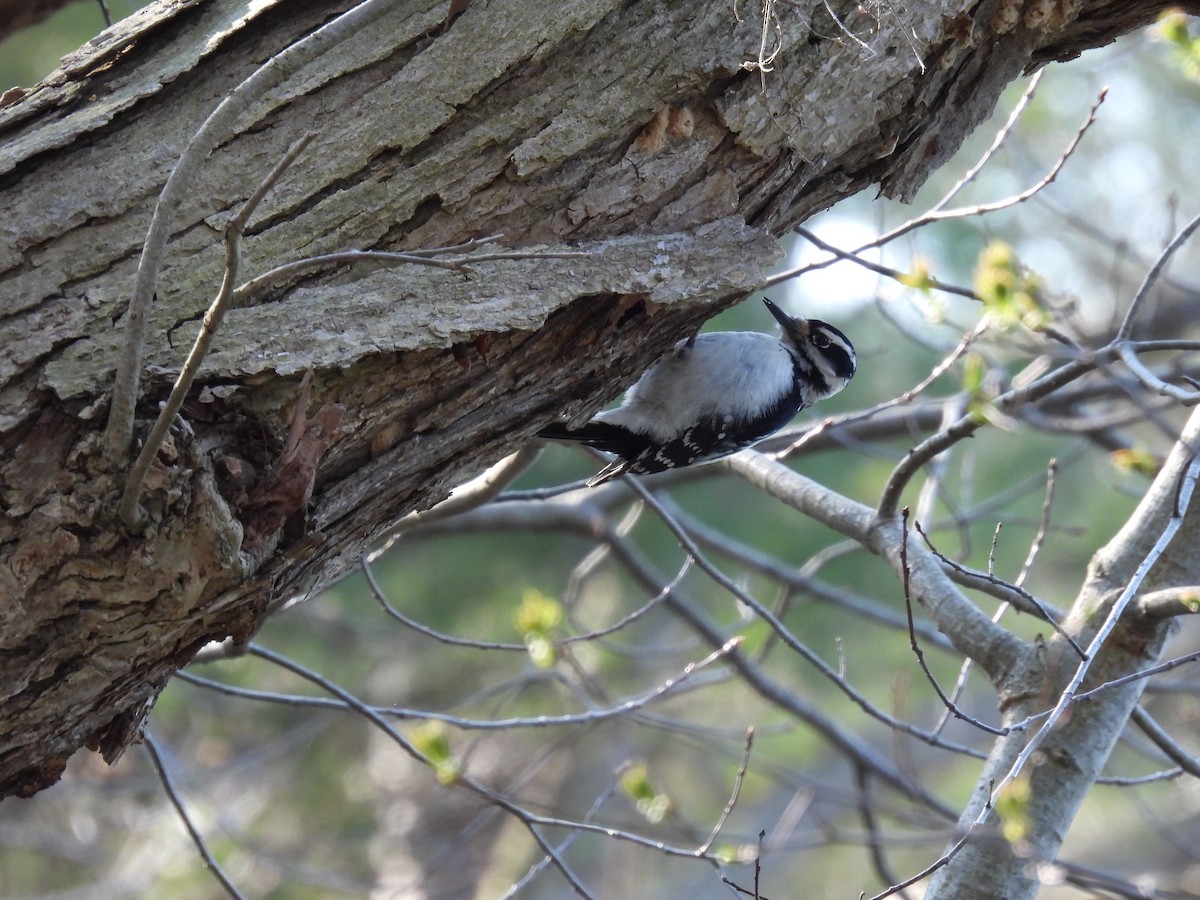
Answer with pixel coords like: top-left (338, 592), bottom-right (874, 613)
top-left (539, 298), bottom-right (857, 486)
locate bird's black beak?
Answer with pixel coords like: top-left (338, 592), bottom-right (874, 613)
top-left (762, 297), bottom-right (810, 338)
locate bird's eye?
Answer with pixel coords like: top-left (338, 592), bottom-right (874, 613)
top-left (813, 332), bottom-right (831, 349)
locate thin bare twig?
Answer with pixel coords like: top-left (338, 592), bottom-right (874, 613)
top-left (1096, 768), bottom-right (1182, 787)
top-left (854, 766), bottom-right (912, 900)
top-left (697, 726), bottom-right (755, 856)
top-left (931, 71), bottom-right (1043, 212)
top-left (1115, 207), bottom-right (1200, 340)
top-left (1074, 649), bottom-right (1200, 706)
top-left (184, 634), bottom-right (741, 733)
top-left (246, 643), bottom-right (596, 898)
top-left (1129, 707), bottom-right (1200, 779)
top-left (118, 133), bottom-right (316, 527)
top-left (1117, 341), bottom-right (1200, 406)
top-left (362, 554), bottom-right (526, 651)
top-left (721, 828), bottom-right (772, 899)
top-left (865, 832), bottom-right (971, 900)
top-left (143, 732), bottom-right (246, 900)
top-left (105, 0), bottom-right (405, 463)
top-left (501, 778), bottom-right (620, 899)
top-left (900, 508), bottom-right (1007, 737)
top-left (980, 440), bottom-right (1200, 825)
top-left (378, 446), bottom-right (544, 549)
top-left (768, 87), bottom-right (1106, 289)
top-left (873, 84), bottom-right (1106, 245)
top-left (785, 228), bottom-right (979, 301)
top-left (1015, 458), bottom-right (1057, 589)
top-left (912, 521), bottom-right (1083, 661)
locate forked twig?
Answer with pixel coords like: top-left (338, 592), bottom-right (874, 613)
top-left (977, 438), bottom-right (1200, 832)
top-left (900, 508), bottom-right (1007, 736)
top-left (105, 0), bottom-right (405, 463)
top-left (931, 71), bottom-right (1042, 213)
top-left (913, 519), bottom-right (1085, 659)
top-left (783, 228), bottom-right (979, 301)
top-left (767, 86), bottom-right (1106, 289)
top-left (119, 133), bottom-right (316, 527)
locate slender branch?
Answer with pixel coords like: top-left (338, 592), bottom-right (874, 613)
top-left (361, 554), bottom-right (527, 651)
top-left (501, 778), bottom-right (620, 899)
top-left (1129, 707), bottom-right (1200, 780)
top-left (913, 520), bottom-right (1085, 659)
top-left (184, 634), bottom-right (741, 732)
top-left (873, 84), bottom-right (1106, 247)
top-left (930, 71), bottom-right (1042, 213)
top-left (790, 228), bottom-right (979, 301)
top-left (372, 445), bottom-right (544, 557)
top-left (900, 508), bottom-right (1007, 737)
top-left (1014, 458), bottom-right (1056, 589)
top-left (865, 832), bottom-right (972, 900)
top-left (766, 86), bottom-right (1106, 290)
top-left (118, 132), bottom-right (315, 527)
top-left (979, 436), bottom-right (1200, 823)
top-left (696, 726), bottom-right (755, 856)
top-left (246, 643), bottom-right (596, 898)
top-left (105, 0), bottom-right (406, 462)
top-left (854, 766), bottom-right (912, 900)
top-left (1096, 768), bottom-right (1182, 787)
top-left (143, 732), bottom-right (246, 900)
top-left (1074, 649), bottom-right (1200, 706)
top-left (1117, 341), bottom-right (1200, 406)
top-left (1115, 207), bottom-right (1200, 340)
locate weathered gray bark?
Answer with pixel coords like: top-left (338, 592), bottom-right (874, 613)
top-left (727, 400), bottom-right (1200, 899)
top-left (923, 406), bottom-right (1200, 899)
top-left (0, 0), bottom-right (1189, 843)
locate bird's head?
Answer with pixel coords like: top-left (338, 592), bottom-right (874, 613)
top-left (763, 297), bottom-right (857, 396)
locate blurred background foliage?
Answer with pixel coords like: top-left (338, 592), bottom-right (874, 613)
top-left (3, 3), bottom-right (1200, 899)
top-left (0, 1), bottom-right (144, 88)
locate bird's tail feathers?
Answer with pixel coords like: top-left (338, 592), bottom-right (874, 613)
top-left (538, 420), bottom-right (644, 452)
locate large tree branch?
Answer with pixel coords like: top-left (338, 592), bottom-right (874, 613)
top-left (1, 0), bottom-right (1194, 798)
top-left (924, 405), bottom-right (1200, 900)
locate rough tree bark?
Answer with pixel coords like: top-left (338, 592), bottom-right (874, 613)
top-left (0, 0), bottom-right (1190, 836)
top-left (922, 406), bottom-right (1200, 899)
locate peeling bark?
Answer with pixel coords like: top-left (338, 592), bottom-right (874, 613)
top-left (0, 0), bottom-right (1193, 800)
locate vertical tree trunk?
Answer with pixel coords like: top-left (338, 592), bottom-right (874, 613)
top-left (925, 408), bottom-right (1200, 899)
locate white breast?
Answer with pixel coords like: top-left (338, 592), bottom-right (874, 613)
top-left (595, 332), bottom-right (794, 442)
